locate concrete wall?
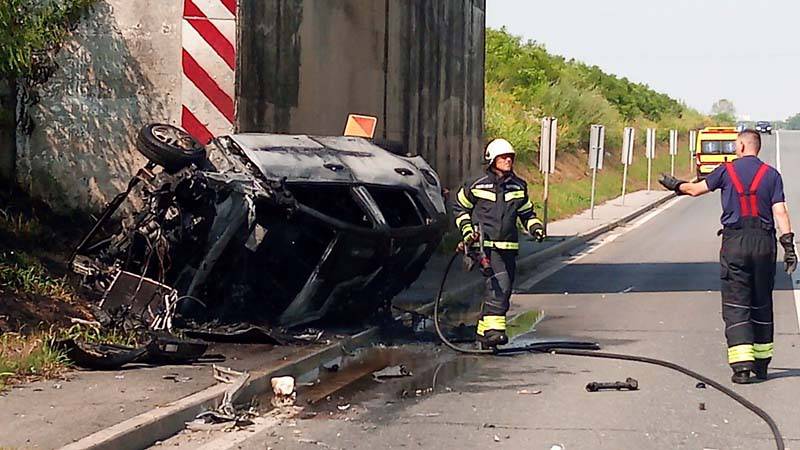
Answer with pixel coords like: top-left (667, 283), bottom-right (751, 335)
top-left (238, 0), bottom-right (486, 189)
top-left (16, 0), bottom-right (484, 212)
top-left (15, 0), bottom-right (182, 211)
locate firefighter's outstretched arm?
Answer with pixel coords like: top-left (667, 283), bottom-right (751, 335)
top-left (659, 174), bottom-right (710, 197)
top-left (453, 184), bottom-right (478, 249)
top-left (518, 188), bottom-right (545, 242)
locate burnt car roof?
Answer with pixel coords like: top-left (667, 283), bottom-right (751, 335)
top-left (229, 134), bottom-right (429, 183)
top-left (223, 133), bottom-right (445, 215)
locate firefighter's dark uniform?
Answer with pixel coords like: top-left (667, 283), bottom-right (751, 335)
top-left (452, 169), bottom-right (543, 338)
top-left (705, 155), bottom-right (785, 373)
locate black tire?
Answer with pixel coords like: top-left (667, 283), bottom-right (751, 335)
top-left (136, 123), bottom-right (206, 173)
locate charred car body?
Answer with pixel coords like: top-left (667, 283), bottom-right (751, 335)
top-left (72, 124), bottom-right (446, 329)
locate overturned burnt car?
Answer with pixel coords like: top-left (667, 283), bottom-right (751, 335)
top-left (72, 124), bottom-right (446, 329)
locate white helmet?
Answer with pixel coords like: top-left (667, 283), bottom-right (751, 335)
top-left (485, 138), bottom-right (515, 165)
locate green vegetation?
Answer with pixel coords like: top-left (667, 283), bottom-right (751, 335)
top-left (0, 251), bottom-right (73, 299)
top-left (0, 0), bottom-right (97, 82)
top-left (0, 332), bottom-right (67, 391)
top-left (485, 27), bottom-right (703, 220)
top-left (485, 27), bottom-right (709, 157)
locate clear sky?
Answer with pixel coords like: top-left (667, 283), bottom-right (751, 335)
top-left (486, 0), bottom-right (800, 121)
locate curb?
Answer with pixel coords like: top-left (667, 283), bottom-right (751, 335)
top-left (60, 192), bottom-right (677, 450)
top-left (60, 327), bottom-right (381, 450)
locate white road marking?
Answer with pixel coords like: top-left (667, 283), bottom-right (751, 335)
top-left (517, 195), bottom-right (684, 291)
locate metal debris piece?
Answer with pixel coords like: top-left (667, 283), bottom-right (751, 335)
top-left (295, 330), bottom-right (324, 342)
top-left (162, 374), bottom-right (192, 383)
top-left (493, 435), bottom-right (501, 442)
top-left (337, 404), bottom-right (351, 411)
top-left (372, 365), bottom-right (412, 380)
top-left (699, 402), bottom-right (707, 411)
top-left (585, 377), bottom-right (638, 392)
top-left (198, 365), bottom-right (251, 424)
top-left (517, 389), bottom-right (542, 395)
top-left (695, 382), bottom-right (707, 389)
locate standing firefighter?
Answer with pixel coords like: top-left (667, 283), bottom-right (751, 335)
top-left (659, 129), bottom-right (798, 383)
top-left (452, 139), bottom-right (545, 349)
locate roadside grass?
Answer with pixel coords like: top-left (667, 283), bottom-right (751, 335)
top-left (0, 323), bottom-right (142, 392)
top-left (0, 250), bottom-right (74, 301)
top-left (0, 332), bottom-right (68, 391)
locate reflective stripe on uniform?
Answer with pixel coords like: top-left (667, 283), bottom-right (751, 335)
top-left (457, 188), bottom-right (474, 209)
top-left (455, 213), bottom-right (471, 229)
top-left (754, 342), bottom-right (774, 359)
top-left (517, 200), bottom-right (533, 213)
top-left (526, 217), bottom-right (543, 230)
top-left (483, 240), bottom-right (520, 250)
top-left (505, 190), bottom-right (525, 201)
top-left (471, 189), bottom-right (497, 202)
top-left (477, 315), bottom-right (506, 336)
top-left (462, 224), bottom-right (475, 237)
top-left (728, 344), bottom-right (755, 364)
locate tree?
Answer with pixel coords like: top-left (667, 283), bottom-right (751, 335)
top-left (711, 99), bottom-right (736, 117)
top-left (784, 113), bottom-right (800, 130)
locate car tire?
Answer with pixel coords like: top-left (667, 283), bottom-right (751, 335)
top-left (136, 123), bottom-right (206, 173)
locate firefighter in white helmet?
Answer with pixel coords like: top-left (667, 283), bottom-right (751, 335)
top-left (452, 138), bottom-right (545, 348)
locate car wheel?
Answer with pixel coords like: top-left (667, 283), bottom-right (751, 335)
top-left (136, 123), bottom-right (206, 173)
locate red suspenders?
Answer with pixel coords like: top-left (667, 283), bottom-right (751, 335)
top-left (725, 162), bottom-right (770, 217)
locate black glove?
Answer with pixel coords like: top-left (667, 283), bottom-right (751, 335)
top-left (779, 232), bottom-right (797, 275)
top-left (658, 174), bottom-right (687, 194)
top-left (529, 222), bottom-right (545, 242)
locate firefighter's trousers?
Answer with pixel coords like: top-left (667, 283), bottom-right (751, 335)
top-left (720, 227), bottom-right (776, 370)
top-left (478, 249), bottom-right (517, 335)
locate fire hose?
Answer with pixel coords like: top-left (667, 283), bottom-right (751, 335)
top-left (432, 246), bottom-right (785, 449)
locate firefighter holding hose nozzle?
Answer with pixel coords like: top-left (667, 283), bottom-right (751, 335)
top-left (452, 139), bottom-right (545, 349)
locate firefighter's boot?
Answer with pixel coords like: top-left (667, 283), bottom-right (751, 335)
top-left (730, 361), bottom-right (756, 384)
top-left (754, 358), bottom-right (771, 380)
top-left (477, 316), bottom-right (507, 349)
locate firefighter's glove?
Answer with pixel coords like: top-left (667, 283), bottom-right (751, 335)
top-left (779, 232), bottom-right (797, 275)
top-left (658, 174), bottom-right (687, 195)
top-left (456, 231), bottom-right (480, 254)
top-left (529, 222), bottom-right (546, 242)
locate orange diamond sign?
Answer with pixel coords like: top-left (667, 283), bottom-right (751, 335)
top-left (343, 114), bottom-right (378, 139)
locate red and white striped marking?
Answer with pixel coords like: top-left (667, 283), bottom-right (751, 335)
top-left (181, 0), bottom-right (237, 144)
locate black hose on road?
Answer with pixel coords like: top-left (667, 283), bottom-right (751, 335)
top-left (433, 252), bottom-right (785, 450)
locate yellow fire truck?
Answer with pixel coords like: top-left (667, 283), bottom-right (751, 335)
top-left (696, 126), bottom-right (739, 179)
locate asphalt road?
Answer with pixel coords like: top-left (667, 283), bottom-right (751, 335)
top-left (238, 132), bottom-right (800, 450)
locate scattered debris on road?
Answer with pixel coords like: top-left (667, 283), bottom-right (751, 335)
top-left (186, 365), bottom-right (255, 432)
top-left (271, 376), bottom-right (296, 408)
top-left (585, 377), bottom-right (638, 392)
top-left (372, 364), bottom-right (412, 380)
top-left (516, 389), bottom-right (542, 395)
top-left (162, 374), bottom-right (192, 383)
top-left (696, 382), bottom-right (707, 389)
top-left (54, 334), bottom-right (208, 370)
